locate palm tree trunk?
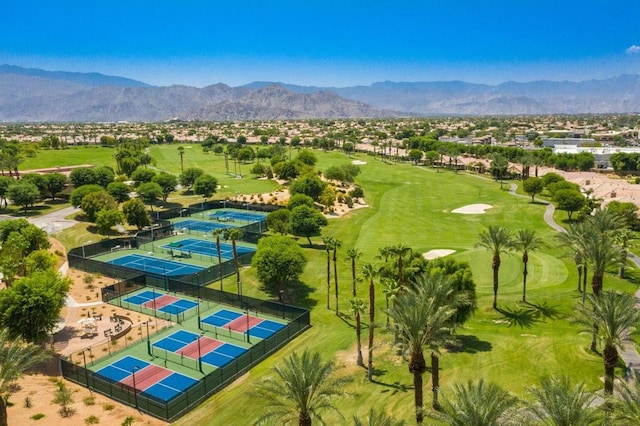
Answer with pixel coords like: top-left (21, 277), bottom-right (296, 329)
top-left (603, 344), bottom-right (618, 395)
top-left (351, 259), bottom-right (357, 297)
top-left (333, 250), bottom-right (339, 315)
top-left (368, 280), bottom-right (375, 382)
top-left (577, 264), bottom-right (582, 292)
top-left (216, 237), bottom-right (223, 291)
top-left (492, 262), bottom-right (500, 310)
top-left (326, 250), bottom-right (331, 310)
top-left (299, 412), bottom-right (312, 426)
top-left (522, 257), bottom-right (529, 303)
top-left (356, 311), bottom-right (364, 366)
top-left (385, 296), bottom-right (390, 328)
top-left (431, 352), bottom-right (440, 411)
top-left (0, 397), bottom-right (7, 426)
top-left (410, 352), bottom-right (426, 424)
top-left (591, 323), bottom-right (598, 352)
top-left (592, 273), bottom-right (603, 297)
top-left (582, 264), bottom-right (588, 304)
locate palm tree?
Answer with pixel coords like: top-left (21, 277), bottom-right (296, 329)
top-left (609, 379), bottom-right (640, 423)
top-left (389, 244), bottom-right (412, 287)
top-left (333, 238), bottom-right (343, 315)
top-left (211, 228), bottom-right (225, 291)
top-left (346, 248), bottom-right (362, 297)
top-left (556, 222), bottom-right (590, 299)
top-left (350, 298), bottom-right (367, 367)
top-left (224, 228), bottom-right (245, 300)
top-left (177, 146), bottom-right (185, 173)
top-left (614, 228), bottom-right (635, 279)
top-left (476, 225), bottom-right (515, 309)
top-left (525, 375), bottom-right (601, 426)
top-left (353, 408), bottom-right (406, 426)
top-left (360, 263), bottom-right (379, 382)
top-left (579, 229), bottom-right (620, 297)
top-left (428, 379), bottom-right (519, 426)
top-left (253, 350), bottom-right (349, 426)
top-left (0, 328), bottom-right (50, 426)
top-left (387, 278), bottom-right (460, 423)
top-left (514, 229), bottom-right (546, 302)
top-left (322, 236), bottom-right (335, 310)
top-left (381, 277), bottom-right (401, 329)
top-left (574, 291), bottom-right (640, 394)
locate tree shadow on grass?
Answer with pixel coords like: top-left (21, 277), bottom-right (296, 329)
top-left (263, 280), bottom-right (317, 309)
top-left (371, 370), bottom-right (411, 395)
top-left (448, 334), bottom-right (493, 354)
top-left (495, 305), bottom-right (541, 329)
top-left (523, 300), bottom-right (563, 321)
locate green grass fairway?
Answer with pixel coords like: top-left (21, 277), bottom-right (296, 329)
top-left (53, 148), bottom-right (638, 424)
top-left (170, 152), bottom-right (638, 425)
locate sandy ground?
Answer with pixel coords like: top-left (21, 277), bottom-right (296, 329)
top-left (229, 181), bottom-right (369, 218)
top-left (451, 203), bottom-right (493, 214)
top-left (422, 249), bottom-right (456, 260)
top-left (7, 239), bottom-right (168, 426)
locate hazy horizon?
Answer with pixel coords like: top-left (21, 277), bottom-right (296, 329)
top-left (3, 0), bottom-right (640, 88)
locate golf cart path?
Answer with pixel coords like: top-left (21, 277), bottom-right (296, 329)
top-left (508, 183), bottom-right (564, 233)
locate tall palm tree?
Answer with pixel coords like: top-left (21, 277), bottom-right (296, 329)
top-left (346, 248), bottom-right (362, 297)
top-left (428, 379), bottom-right (519, 426)
top-left (614, 228), bottom-right (635, 279)
top-left (253, 350), bottom-right (349, 426)
top-left (225, 228), bottom-right (245, 300)
top-left (333, 238), bottom-right (343, 315)
top-left (322, 236), bottom-right (335, 310)
top-left (0, 328), bottom-right (50, 426)
top-left (574, 291), bottom-right (640, 394)
top-left (350, 298), bottom-right (367, 367)
top-left (514, 229), bottom-right (547, 302)
top-left (360, 263), bottom-right (379, 382)
top-left (556, 222), bottom-right (590, 299)
top-left (387, 279), bottom-right (460, 424)
top-left (389, 244), bottom-right (412, 287)
top-left (353, 408), bottom-right (406, 426)
top-left (177, 146), bottom-right (185, 173)
top-left (525, 375), bottom-right (601, 426)
top-left (211, 228), bottom-right (225, 291)
top-left (476, 225), bottom-right (515, 309)
top-left (579, 229), bottom-right (620, 297)
top-left (381, 277), bottom-right (401, 329)
top-left (412, 273), bottom-right (474, 411)
top-left (609, 379), bottom-right (640, 423)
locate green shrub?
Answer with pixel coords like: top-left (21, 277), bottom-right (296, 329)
top-left (30, 413), bottom-right (45, 420)
top-left (85, 415), bottom-right (100, 424)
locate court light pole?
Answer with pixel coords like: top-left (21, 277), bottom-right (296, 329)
top-left (197, 334), bottom-right (203, 373)
top-left (81, 349), bottom-right (91, 392)
top-left (82, 240), bottom-right (92, 258)
top-left (245, 309), bottom-right (250, 343)
top-left (196, 298), bottom-right (202, 330)
top-left (132, 366), bottom-right (139, 409)
top-left (279, 289), bottom-right (285, 319)
top-left (143, 321), bottom-right (151, 355)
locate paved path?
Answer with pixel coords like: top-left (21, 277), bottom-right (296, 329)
top-left (506, 183), bottom-right (640, 377)
top-left (28, 205), bottom-right (80, 234)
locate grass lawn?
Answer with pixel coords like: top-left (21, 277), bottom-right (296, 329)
top-left (54, 149), bottom-right (638, 424)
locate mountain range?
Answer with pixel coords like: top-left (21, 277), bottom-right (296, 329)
top-left (1, 65), bottom-right (640, 122)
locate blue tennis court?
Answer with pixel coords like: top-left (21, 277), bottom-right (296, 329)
top-left (158, 299), bottom-right (198, 315)
top-left (108, 254), bottom-right (204, 276)
top-left (174, 219), bottom-right (232, 233)
top-left (249, 320), bottom-right (286, 339)
top-left (201, 309), bottom-right (243, 327)
top-left (209, 210), bottom-right (267, 222)
top-left (123, 290), bottom-right (161, 306)
top-left (161, 238), bottom-right (256, 260)
top-left (200, 343), bottom-right (248, 368)
top-left (153, 330), bottom-right (199, 352)
top-left (94, 356), bottom-right (150, 382)
top-left (143, 374), bottom-right (199, 402)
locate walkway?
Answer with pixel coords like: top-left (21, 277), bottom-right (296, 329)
top-left (506, 183), bottom-right (640, 379)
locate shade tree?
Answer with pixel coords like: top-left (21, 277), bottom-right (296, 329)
top-left (252, 235), bottom-right (307, 296)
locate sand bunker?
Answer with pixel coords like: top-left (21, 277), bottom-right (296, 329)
top-left (352, 160), bottom-right (367, 165)
top-left (451, 204), bottom-right (493, 214)
top-left (422, 249), bottom-right (456, 260)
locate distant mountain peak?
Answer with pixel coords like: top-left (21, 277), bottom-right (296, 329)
top-left (0, 64), bottom-right (152, 88)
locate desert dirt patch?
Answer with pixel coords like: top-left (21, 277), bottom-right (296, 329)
top-left (7, 239), bottom-right (168, 426)
top-left (422, 249), bottom-right (456, 260)
top-left (451, 203), bottom-right (493, 214)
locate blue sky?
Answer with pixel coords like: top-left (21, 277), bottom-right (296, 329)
top-left (2, 0), bottom-right (640, 87)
